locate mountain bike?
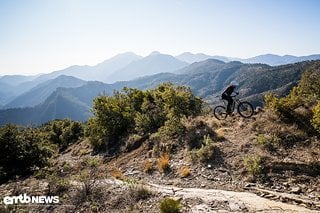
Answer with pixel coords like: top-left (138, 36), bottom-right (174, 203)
top-left (213, 94), bottom-right (254, 120)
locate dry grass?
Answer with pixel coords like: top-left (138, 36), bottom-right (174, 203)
top-left (144, 160), bottom-right (154, 174)
top-left (129, 184), bottom-right (153, 201)
top-left (214, 128), bottom-right (226, 140)
top-left (111, 168), bottom-right (124, 180)
top-left (180, 166), bottom-right (191, 178)
top-left (157, 153), bottom-right (170, 173)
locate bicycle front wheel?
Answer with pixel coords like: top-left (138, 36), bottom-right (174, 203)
top-left (213, 106), bottom-right (228, 120)
top-left (238, 101), bottom-right (254, 118)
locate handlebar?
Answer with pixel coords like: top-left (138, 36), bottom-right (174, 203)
top-left (230, 92), bottom-right (239, 97)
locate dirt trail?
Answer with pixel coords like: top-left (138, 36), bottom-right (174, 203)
top-left (145, 182), bottom-right (317, 212)
top-left (70, 178), bottom-right (318, 212)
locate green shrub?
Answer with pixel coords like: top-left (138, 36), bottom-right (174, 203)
top-left (134, 92), bottom-right (166, 135)
top-left (43, 119), bottom-right (83, 151)
top-left (264, 62), bottom-right (320, 134)
top-left (159, 198), bottom-right (181, 213)
top-left (86, 83), bottom-right (203, 152)
top-left (195, 143), bottom-right (218, 163)
top-left (191, 135), bottom-right (218, 163)
top-left (298, 61), bottom-right (320, 100)
top-left (311, 102), bottom-right (320, 133)
top-left (244, 155), bottom-right (262, 176)
top-left (264, 93), bottom-right (281, 112)
top-left (158, 115), bottom-right (186, 138)
top-left (256, 134), bottom-right (280, 151)
top-left (0, 125), bottom-right (54, 183)
top-left (46, 170), bottom-right (69, 195)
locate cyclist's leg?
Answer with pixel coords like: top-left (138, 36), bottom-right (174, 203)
top-left (226, 96), bottom-right (233, 114)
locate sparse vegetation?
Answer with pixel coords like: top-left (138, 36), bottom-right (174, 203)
top-left (244, 155), bottom-right (262, 177)
top-left (180, 166), bottom-right (191, 178)
top-left (192, 134), bottom-right (219, 163)
top-left (144, 160), bottom-right (154, 174)
top-left (311, 101), bottom-right (320, 133)
top-left (159, 198), bottom-right (181, 213)
top-left (111, 168), bottom-right (124, 179)
top-left (72, 159), bottom-right (104, 205)
top-left (129, 184), bottom-right (153, 201)
top-left (195, 143), bottom-right (218, 163)
top-left (157, 153), bottom-right (170, 173)
top-left (46, 170), bottom-right (69, 196)
top-left (264, 61), bottom-right (320, 134)
top-left (255, 134), bottom-right (280, 151)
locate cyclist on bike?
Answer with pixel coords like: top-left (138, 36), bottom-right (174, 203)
top-left (222, 81), bottom-right (239, 115)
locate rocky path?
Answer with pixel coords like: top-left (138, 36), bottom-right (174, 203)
top-left (145, 182), bottom-right (318, 212)
top-left (70, 178), bottom-right (318, 212)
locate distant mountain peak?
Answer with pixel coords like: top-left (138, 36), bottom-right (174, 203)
top-left (176, 52), bottom-right (229, 64)
top-left (149, 51), bottom-right (161, 56)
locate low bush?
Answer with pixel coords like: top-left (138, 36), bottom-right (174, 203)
top-left (244, 155), bottom-right (262, 177)
top-left (73, 164), bottom-right (103, 205)
top-left (46, 171), bottom-right (69, 196)
top-left (129, 184), bottom-right (152, 201)
top-left (159, 198), bottom-right (181, 213)
top-left (158, 115), bottom-right (185, 138)
top-left (311, 102), bottom-right (320, 133)
top-left (195, 143), bottom-right (219, 163)
top-left (192, 135), bottom-right (219, 163)
top-left (256, 134), bottom-right (280, 151)
top-left (42, 119), bottom-right (83, 151)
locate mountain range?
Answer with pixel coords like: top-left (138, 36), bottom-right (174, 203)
top-left (3, 75), bottom-right (87, 109)
top-left (1, 52), bottom-right (319, 87)
top-left (0, 56), bottom-right (317, 125)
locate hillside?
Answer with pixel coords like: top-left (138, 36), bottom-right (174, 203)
top-left (0, 81), bottom-right (114, 125)
top-left (4, 75), bottom-right (87, 109)
top-left (0, 76), bottom-right (319, 212)
top-left (0, 112), bottom-right (318, 212)
top-left (0, 75), bottom-right (38, 86)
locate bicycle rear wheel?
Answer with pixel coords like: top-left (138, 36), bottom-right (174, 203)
top-left (213, 106), bottom-right (228, 120)
top-left (237, 101), bottom-right (254, 118)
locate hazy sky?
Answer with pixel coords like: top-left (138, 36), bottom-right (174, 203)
top-left (1, 0), bottom-right (320, 75)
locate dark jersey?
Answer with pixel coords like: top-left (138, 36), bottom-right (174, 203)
top-left (222, 85), bottom-right (236, 96)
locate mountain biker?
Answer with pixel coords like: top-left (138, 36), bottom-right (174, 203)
top-left (222, 81), bottom-right (239, 115)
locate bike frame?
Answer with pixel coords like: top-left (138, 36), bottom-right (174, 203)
top-left (221, 95), bottom-right (240, 112)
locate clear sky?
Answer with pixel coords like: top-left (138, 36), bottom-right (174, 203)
top-left (1, 0), bottom-right (320, 75)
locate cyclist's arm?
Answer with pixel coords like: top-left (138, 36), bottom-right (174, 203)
top-left (231, 91), bottom-right (239, 96)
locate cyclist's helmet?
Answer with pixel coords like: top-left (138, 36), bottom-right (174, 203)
top-left (230, 81), bottom-right (239, 87)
